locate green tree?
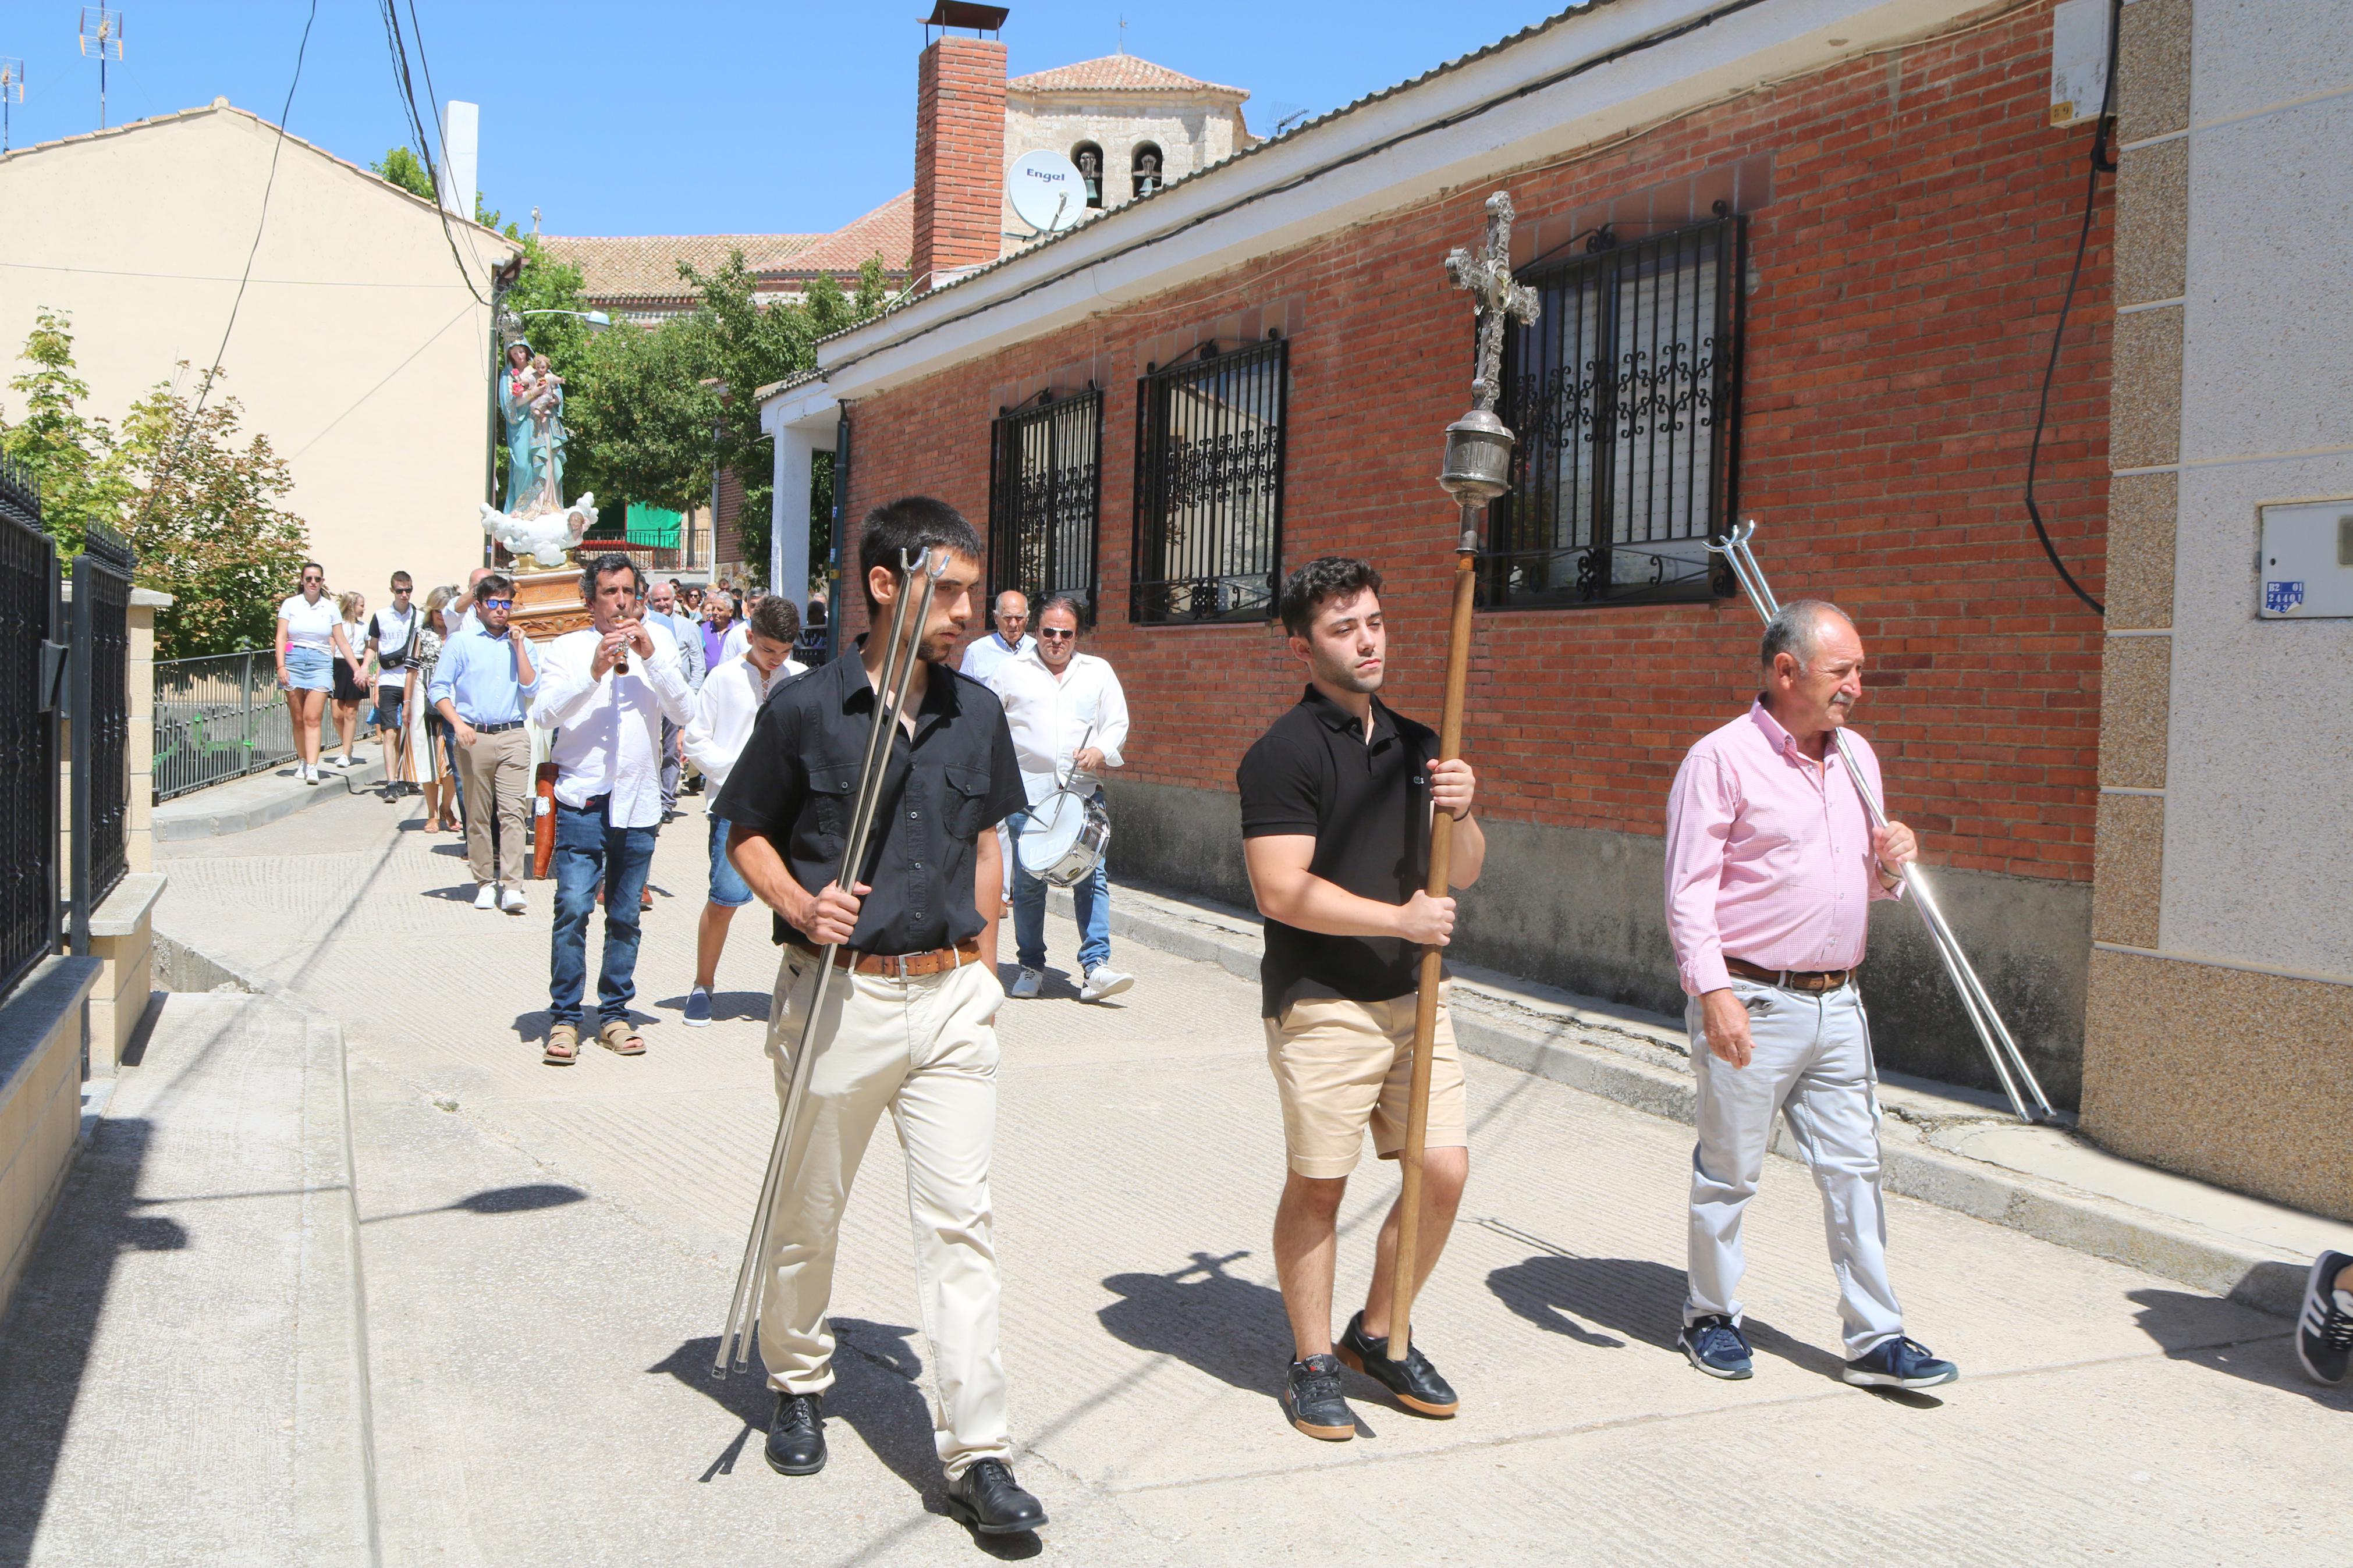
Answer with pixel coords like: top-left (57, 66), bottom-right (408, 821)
top-left (370, 145), bottom-right (436, 202)
top-left (0, 314), bottom-right (310, 658)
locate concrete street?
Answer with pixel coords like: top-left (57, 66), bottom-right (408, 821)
top-left (23, 787), bottom-right (2352, 1564)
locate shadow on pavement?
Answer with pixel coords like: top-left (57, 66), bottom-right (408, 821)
top-left (0, 1119), bottom-right (184, 1568)
top-left (2129, 1288), bottom-right (2352, 1409)
top-left (650, 991), bottom-right (771, 1025)
top-left (1485, 1253), bottom-right (1847, 1382)
top-left (361, 1182), bottom-right (587, 1225)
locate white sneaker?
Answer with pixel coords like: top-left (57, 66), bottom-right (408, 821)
top-left (501, 887), bottom-right (526, 915)
top-left (1080, 966), bottom-right (1135, 1002)
top-left (1008, 967), bottom-right (1042, 1000)
top-left (301, 763), bottom-right (317, 785)
top-left (474, 883), bottom-right (499, 911)
top-left (333, 754), bottom-right (354, 770)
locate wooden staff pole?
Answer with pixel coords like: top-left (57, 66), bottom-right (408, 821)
top-left (1386, 507), bottom-right (1480, 1361)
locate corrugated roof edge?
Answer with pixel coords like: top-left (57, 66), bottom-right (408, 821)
top-left (800, 0), bottom-right (1619, 364)
top-left (0, 100), bottom-right (521, 254)
top-left (754, 367), bottom-right (827, 403)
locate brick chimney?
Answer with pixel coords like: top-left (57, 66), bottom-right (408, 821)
top-left (911, 35), bottom-right (1007, 291)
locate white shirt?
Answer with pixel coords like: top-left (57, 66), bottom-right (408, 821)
top-left (721, 621), bottom-right (749, 664)
top-left (959, 631), bottom-right (1034, 688)
top-left (681, 651), bottom-right (808, 795)
top-left (278, 593), bottom-right (338, 651)
top-left (528, 620), bottom-right (698, 828)
top-left (989, 648), bottom-right (1129, 806)
top-left (368, 605), bottom-right (416, 689)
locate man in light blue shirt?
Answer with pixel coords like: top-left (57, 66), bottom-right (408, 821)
top-left (959, 590), bottom-right (1035, 687)
top-left (428, 575), bottom-right (540, 911)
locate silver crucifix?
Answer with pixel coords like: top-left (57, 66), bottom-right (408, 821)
top-left (1438, 190), bottom-right (1538, 515)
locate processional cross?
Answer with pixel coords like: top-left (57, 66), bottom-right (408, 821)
top-left (1445, 190), bottom-right (1540, 421)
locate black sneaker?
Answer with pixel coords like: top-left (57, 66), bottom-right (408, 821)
top-left (1280, 1352), bottom-right (1355, 1441)
top-left (764, 1392), bottom-right (826, 1475)
top-left (1677, 1314), bottom-right (1754, 1379)
top-left (1843, 1336), bottom-right (1958, 1390)
top-left (2297, 1249), bottom-right (2353, 1386)
top-left (945, 1459), bottom-right (1046, 1535)
top-left (1336, 1311), bottom-right (1460, 1416)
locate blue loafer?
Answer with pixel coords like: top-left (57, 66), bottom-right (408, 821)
top-left (682, 987), bottom-right (712, 1027)
top-left (1844, 1335), bottom-right (1958, 1389)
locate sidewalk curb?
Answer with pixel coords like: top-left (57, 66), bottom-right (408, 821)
top-left (154, 936), bottom-right (383, 1565)
top-left (1055, 884), bottom-right (2315, 1320)
top-left (155, 758), bottom-right (389, 842)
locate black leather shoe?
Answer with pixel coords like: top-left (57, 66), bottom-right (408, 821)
top-left (1280, 1352), bottom-right (1355, 1440)
top-left (1336, 1311), bottom-right (1460, 1416)
top-left (764, 1392), bottom-right (826, 1475)
top-left (945, 1459), bottom-right (1046, 1535)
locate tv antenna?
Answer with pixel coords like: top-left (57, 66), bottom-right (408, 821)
top-left (0, 60), bottom-right (23, 153)
top-left (78, 8), bottom-right (123, 130)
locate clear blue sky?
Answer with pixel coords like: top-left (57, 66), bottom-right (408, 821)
top-left (0, 1), bottom-right (1562, 236)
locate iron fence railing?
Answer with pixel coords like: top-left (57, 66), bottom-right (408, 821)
top-left (0, 456), bottom-right (61, 1001)
top-left (1132, 336), bottom-right (1289, 624)
top-left (991, 388), bottom-right (1103, 620)
top-left (152, 649), bottom-right (307, 801)
top-left (69, 522), bottom-right (133, 951)
top-left (1486, 214), bottom-right (1744, 609)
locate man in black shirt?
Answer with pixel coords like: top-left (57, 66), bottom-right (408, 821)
top-left (1237, 556), bottom-right (1486, 1442)
top-left (714, 497), bottom-right (1046, 1537)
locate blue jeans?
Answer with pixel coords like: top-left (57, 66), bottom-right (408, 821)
top-left (708, 813), bottom-right (753, 908)
top-left (549, 797), bottom-right (659, 1027)
top-left (1007, 807), bottom-right (1110, 974)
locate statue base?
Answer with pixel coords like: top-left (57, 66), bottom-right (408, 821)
top-left (507, 566), bottom-right (591, 640)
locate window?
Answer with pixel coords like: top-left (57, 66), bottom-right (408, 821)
top-left (989, 389), bottom-right (1103, 618)
top-left (1131, 141), bottom-right (1163, 198)
top-left (1485, 215), bottom-right (1743, 609)
top-left (1132, 337), bottom-right (1289, 624)
top-left (1071, 142), bottom-right (1105, 208)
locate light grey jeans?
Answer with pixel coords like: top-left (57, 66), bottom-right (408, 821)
top-left (1683, 975), bottom-right (1904, 1359)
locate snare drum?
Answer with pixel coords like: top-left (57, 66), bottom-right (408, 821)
top-left (1015, 786), bottom-right (1111, 887)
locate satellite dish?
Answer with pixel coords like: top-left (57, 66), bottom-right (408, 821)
top-left (1007, 150), bottom-right (1085, 234)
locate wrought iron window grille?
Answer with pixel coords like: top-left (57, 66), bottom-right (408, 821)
top-left (989, 385), bottom-right (1104, 623)
top-left (1131, 333), bottom-right (1290, 625)
top-left (1484, 212), bottom-right (1744, 611)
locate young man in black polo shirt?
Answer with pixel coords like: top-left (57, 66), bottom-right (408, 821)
top-left (1238, 555), bottom-right (1486, 1441)
top-left (714, 497), bottom-right (1046, 1537)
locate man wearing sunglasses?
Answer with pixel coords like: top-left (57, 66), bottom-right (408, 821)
top-left (988, 596), bottom-right (1133, 1003)
top-left (428, 574), bottom-right (539, 913)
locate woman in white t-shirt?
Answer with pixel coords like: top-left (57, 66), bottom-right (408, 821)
top-left (275, 561), bottom-right (338, 785)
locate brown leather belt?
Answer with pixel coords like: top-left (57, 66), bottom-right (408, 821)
top-left (791, 937), bottom-right (982, 979)
top-left (1726, 957), bottom-right (1857, 994)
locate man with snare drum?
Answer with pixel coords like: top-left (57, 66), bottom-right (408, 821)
top-left (989, 596), bottom-right (1132, 1003)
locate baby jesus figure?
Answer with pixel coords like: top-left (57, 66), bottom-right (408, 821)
top-left (527, 353), bottom-right (563, 433)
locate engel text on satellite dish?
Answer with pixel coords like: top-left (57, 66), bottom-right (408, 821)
top-left (1007, 151), bottom-right (1084, 233)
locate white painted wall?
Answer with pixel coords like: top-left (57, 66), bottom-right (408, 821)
top-left (2157, 1), bottom-right (2353, 973)
top-left (0, 105), bottom-right (513, 618)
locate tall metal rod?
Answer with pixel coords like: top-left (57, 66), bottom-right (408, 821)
top-left (714, 546), bottom-right (946, 1378)
top-left (1706, 518), bottom-right (2059, 1123)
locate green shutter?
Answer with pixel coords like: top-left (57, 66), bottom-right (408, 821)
top-left (624, 502), bottom-right (683, 549)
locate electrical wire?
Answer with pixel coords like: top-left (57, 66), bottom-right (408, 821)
top-left (374, 0), bottom-right (491, 307)
top-left (128, 0), bottom-right (317, 531)
top-left (2018, 0), bottom-right (2119, 618)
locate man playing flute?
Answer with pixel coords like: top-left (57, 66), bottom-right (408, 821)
top-left (1663, 598), bottom-right (1958, 1391)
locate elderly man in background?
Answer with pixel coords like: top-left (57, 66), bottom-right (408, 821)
top-left (991, 596), bottom-right (1133, 1004)
top-left (647, 578), bottom-right (707, 818)
top-left (530, 553), bottom-right (698, 1064)
top-left (677, 594), bottom-right (806, 1027)
top-left (959, 589), bottom-right (1033, 686)
top-left (1663, 598), bottom-right (1957, 1392)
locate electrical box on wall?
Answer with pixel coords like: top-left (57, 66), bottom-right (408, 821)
top-left (2257, 500), bottom-right (2353, 618)
top-left (2050, 0), bottom-right (2112, 126)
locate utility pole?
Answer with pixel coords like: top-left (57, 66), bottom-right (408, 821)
top-left (0, 59), bottom-right (23, 152)
top-left (77, 8), bottom-right (122, 130)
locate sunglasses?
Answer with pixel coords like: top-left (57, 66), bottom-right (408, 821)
top-left (1037, 628), bottom-right (1076, 641)
top-left (481, 598), bottom-right (515, 610)
top-left (301, 574), bottom-right (322, 583)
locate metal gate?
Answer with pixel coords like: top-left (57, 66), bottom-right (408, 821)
top-left (0, 458), bottom-right (61, 1000)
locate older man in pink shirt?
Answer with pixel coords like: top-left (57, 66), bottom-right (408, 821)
top-left (1663, 599), bottom-right (1958, 1392)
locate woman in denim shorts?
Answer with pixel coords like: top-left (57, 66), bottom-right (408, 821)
top-left (275, 562), bottom-right (337, 785)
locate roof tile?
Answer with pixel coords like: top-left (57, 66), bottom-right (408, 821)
top-left (1008, 53), bottom-right (1246, 98)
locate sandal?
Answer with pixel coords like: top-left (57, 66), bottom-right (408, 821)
top-left (543, 1023), bottom-right (579, 1066)
top-left (598, 1019), bottom-right (646, 1057)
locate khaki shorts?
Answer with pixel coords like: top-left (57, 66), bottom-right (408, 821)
top-left (1264, 988), bottom-right (1467, 1179)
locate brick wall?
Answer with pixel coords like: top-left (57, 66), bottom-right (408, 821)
top-left (913, 37), bottom-right (1009, 287)
top-left (851, 5), bottom-right (2109, 884)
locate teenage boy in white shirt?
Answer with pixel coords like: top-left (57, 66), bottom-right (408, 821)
top-left (366, 571), bottom-right (420, 797)
top-left (676, 594), bottom-right (807, 1026)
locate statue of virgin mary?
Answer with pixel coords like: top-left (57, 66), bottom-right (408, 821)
top-left (499, 338), bottom-right (567, 515)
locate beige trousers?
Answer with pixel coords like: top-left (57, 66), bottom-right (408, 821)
top-left (457, 726), bottom-right (530, 887)
top-left (758, 945), bottom-right (1010, 1478)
